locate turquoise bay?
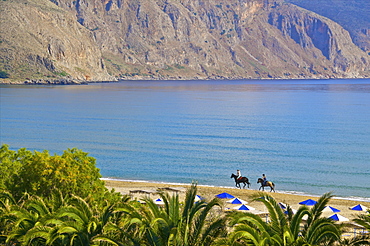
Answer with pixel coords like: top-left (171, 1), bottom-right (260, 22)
top-left (1, 79), bottom-right (369, 200)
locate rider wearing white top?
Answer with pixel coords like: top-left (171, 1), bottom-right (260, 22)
top-left (237, 170), bottom-right (242, 180)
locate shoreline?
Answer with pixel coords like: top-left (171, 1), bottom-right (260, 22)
top-left (103, 178), bottom-right (370, 221)
top-left (101, 178), bottom-right (370, 202)
top-left (1, 77), bottom-right (369, 86)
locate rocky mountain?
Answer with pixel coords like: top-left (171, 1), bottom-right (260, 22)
top-left (286, 0), bottom-right (370, 53)
top-left (0, 0), bottom-right (111, 82)
top-left (1, 0), bottom-right (369, 82)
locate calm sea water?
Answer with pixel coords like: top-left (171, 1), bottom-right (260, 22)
top-left (1, 79), bottom-right (370, 200)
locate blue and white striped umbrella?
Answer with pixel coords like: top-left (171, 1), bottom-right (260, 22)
top-left (323, 206), bottom-right (341, 213)
top-left (350, 204), bottom-right (368, 211)
top-left (233, 204), bottom-right (256, 211)
top-left (226, 197), bottom-right (248, 205)
top-left (328, 214), bottom-right (349, 222)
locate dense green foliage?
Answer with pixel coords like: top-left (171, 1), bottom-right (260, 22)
top-left (0, 144), bottom-right (116, 202)
top-left (1, 145), bottom-right (369, 245)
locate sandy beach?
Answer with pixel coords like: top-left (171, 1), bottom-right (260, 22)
top-left (104, 179), bottom-right (370, 222)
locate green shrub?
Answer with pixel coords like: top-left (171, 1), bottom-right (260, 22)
top-left (0, 145), bottom-right (110, 202)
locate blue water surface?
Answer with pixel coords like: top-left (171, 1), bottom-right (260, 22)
top-left (1, 79), bottom-right (369, 199)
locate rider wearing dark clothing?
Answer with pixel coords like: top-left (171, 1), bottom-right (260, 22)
top-left (262, 174), bottom-right (267, 185)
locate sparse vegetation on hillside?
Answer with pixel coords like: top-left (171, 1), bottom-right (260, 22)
top-left (0, 70), bottom-right (9, 78)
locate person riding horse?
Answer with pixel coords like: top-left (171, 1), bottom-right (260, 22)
top-left (237, 170), bottom-right (242, 181)
top-left (231, 172), bottom-right (250, 189)
top-left (257, 174), bottom-right (275, 192)
top-left (262, 174), bottom-right (267, 185)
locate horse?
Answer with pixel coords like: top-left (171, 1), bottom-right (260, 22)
top-left (231, 173), bottom-right (251, 189)
top-left (257, 178), bottom-right (275, 192)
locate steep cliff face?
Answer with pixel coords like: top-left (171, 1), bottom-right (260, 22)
top-left (50, 0), bottom-right (369, 79)
top-left (267, 4), bottom-right (369, 74)
top-left (0, 0), bottom-right (111, 81)
top-left (1, 0), bottom-right (369, 81)
top-left (286, 0), bottom-right (370, 53)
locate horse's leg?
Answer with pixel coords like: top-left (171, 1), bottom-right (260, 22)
top-left (243, 182), bottom-right (246, 189)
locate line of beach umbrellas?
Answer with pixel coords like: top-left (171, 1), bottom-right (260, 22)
top-left (214, 193), bottom-right (368, 221)
top-left (151, 193), bottom-right (368, 221)
top-left (215, 192), bottom-right (269, 214)
top-left (296, 198), bottom-right (369, 221)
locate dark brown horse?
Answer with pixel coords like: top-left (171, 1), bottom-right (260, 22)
top-left (231, 173), bottom-right (251, 189)
top-left (257, 178), bottom-right (275, 192)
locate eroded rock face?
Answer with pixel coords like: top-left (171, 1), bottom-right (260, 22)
top-left (49, 0), bottom-right (369, 78)
top-left (1, 0), bottom-right (369, 81)
top-left (0, 0), bottom-right (111, 81)
top-left (268, 4), bottom-right (369, 74)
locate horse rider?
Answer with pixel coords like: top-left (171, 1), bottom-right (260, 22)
top-left (262, 174), bottom-right (267, 185)
top-left (237, 169), bottom-right (242, 181)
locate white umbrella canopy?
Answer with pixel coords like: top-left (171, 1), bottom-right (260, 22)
top-left (154, 198), bottom-right (165, 206)
top-left (226, 197), bottom-right (248, 205)
top-left (279, 202), bottom-right (287, 209)
top-left (323, 206), bottom-right (341, 213)
top-left (284, 208), bottom-right (308, 220)
top-left (194, 195), bottom-right (205, 202)
top-left (284, 208), bottom-right (297, 214)
top-left (328, 213), bottom-right (349, 222)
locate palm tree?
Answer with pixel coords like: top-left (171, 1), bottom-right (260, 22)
top-left (45, 194), bottom-right (120, 246)
top-left (216, 192), bottom-right (341, 246)
top-left (117, 182), bottom-right (227, 246)
top-left (339, 209), bottom-right (370, 246)
top-left (5, 194), bottom-right (57, 245)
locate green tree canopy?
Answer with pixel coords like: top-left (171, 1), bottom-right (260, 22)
top-left (0, 144), bottom-right (108, 202)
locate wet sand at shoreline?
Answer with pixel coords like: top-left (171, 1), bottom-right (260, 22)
top-left (104, 179), bottom-right (370, 221)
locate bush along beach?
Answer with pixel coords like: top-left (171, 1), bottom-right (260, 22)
top-left (0, 144), bottom-right (369, 246)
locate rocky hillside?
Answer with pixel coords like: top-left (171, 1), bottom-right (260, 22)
top-left (0, 0), bottom-right (111, 82)
top-left (286, 0), bottom-right (370, 53)
top-left (1, 0), bottom-right (369, 82)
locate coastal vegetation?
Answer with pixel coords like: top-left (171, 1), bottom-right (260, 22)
top-left (1, 144), bottom-right (369, 245)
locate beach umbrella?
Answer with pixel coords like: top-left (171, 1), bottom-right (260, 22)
top-left (194, 195), bottom-right (205, 202)
top-left (284, 208), bottom-right (308, 220)
top-left (350, 204), bottom-right (368, 211)
top-left (233, 204), bottom-right (256, 211)
top-left (284, 208), bottom-right (297, 215)
top-left (216, 192), bottom-right (235, 199)
top-left (328, 214), bottom-right (349, 222)
top-left (323, 206), bottom-right (341, 213)
top-left (299, 199), bottom-right (317, 206)
top-left (226, 197), bottom-right (248, 205)
top-left (279, 202), bottom-right (287, 209)
top-left (154, 198), bottom-right (165, 206)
